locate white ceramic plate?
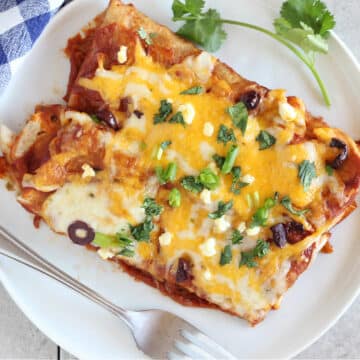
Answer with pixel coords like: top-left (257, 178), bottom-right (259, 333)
top-left (0, 0), bottom-right (359, 358)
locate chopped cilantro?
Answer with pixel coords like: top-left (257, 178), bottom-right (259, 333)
top-left (142, 198), bottom-right (163, 217)
top-left (231, 229), bottom-right (244, 245)
top-left (239, 239), bottom-right (270, 268)
top-left (280, 196), bottom-right (309, 216)
top-left (220, 245), bottom-right (232, 265)
top-left (217, 124), bottom-right (236, 145)
top-left (130, 218), bottom-right (154, 242)
top-left (230, 166), bottom-right (248, 194)
top-left (298, 160), bottom-right (317, 191)
top-left (208, 200), bottom-right (233, 219)
top-left (226, 102), bottom-right (248, 135)
top-left (181, 176), bottom-right (204, 193)
top-left (154, 100), bottom-right (172, 124)
top-left (256, 130), bottom-right (276, 150)
top-left (212, 154), bottom-right (225, 169)
top-left (180, 86), bottom-right (204, 95)
top-left (168, 111), bottom-right (186, 125)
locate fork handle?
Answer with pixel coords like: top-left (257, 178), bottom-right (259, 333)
top-left (0, 225), bottom-right (133, 328)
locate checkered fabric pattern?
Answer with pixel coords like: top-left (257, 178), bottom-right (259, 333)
top-left (0, 0), bottom-right (65, 94)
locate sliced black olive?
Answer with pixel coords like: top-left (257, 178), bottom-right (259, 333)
top-left (175, 258), bottom-right (191, 283)
top-left (95, 109), bottom-right (120, 131)
top-left (238, 90), bottom-right (260, 110)
top-left (271, 223), bottom-right (287, 248)
top-left (133, 110), bottom-right (144, 118)
top-left (328, 137), bottom-right (348, 169)
top-left (68, 221), bottom-right (95, 245)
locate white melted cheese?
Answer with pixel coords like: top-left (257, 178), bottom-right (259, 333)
top-left (124, 82), bottom-right (154, 107)
top-left (199, 141), bottom-right (215, 161)
top-left (124, 112), bottom-right (146, 133)
top-left (126, 66), bottom-right (169, 94)
top-left (43, 182), bottom-right (128, 234)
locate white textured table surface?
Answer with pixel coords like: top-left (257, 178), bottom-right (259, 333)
top-left (0, 0), bottom-right (359, 359)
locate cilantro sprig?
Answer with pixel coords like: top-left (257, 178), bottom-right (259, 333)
top-left (171, 0), bottom-right (335, 106)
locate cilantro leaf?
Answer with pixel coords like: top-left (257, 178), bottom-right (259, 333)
top-left (226, 102), bottom-right (248, 135)
top-left (220, 244), bottom-right (232, 266)
top-left (231, 229), bottom-right (244, 245)
top-left (212, 154), bottom-right (225, 169)
top-left (298, 160), bottom-right (317, 191)
top-left (279, 0), bottom-right (335, 38)
top-left (181, 175), bottom-right (204, 193)
top-left (176, 8), bottom-right (227, 52)
top-left (280, 196), bottom-right (309, 216)
top-left (130, 218), bottom-right (154, 242)
top-left (217, 124), bottom-right (236, 145)
top-left (274, 18), bottom-right (328, 54)
top-left (180, 86), bottom-right (204, 95)
top-left (169, 111), bottom-right (186, 125)
top-left (208, 200), bottom-right (233, 219)
top-left (143, 198), bottom-right (163, 217)
top-left (230, 166), bottom-right (248, 195)
top-left (172, 0), bottom-right (205, 17)
top-left (239, 239), bottom-right (270, 268)
top-left (256, 130), bottom-right (276, 150)
top-left (154, 100), bottom-right (172, 124)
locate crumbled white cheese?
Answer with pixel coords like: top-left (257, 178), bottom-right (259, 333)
top-left (237, 221), bottom-right (246, 233)
top-left (203, 269), bottom-right (212, 280)
top-left (279, 102), bottom-right (297, 121)
top-left (183, 52), bottom-right (216, 83)
top-left (81, 164), bottom-right (96, 179)
top-left (246, 226), bottom-right (261, 236)
top-left (97, 248), bottom-right (116, 260)
top-left (203, 122), bottom-right (214, 137)
top-left (117, 45), bottom-right (128, 64)
top-left (200, 189), bottom-right (212, 205)
top-left (214, 216), bottom-right (231, 234)
top-left (242, 174), bottom-right (255, 184)
top-left (159, 232), bottom-right (173, 246)
top-left (199, 237), bottom-right (217, 257)
top-left (178, 103), bottom-right (195, 125)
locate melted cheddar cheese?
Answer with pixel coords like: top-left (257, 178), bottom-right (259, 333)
top-left (32, 41), bottom-right (344, 322)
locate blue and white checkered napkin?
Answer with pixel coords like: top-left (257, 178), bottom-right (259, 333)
top-left (0, 0), bottom-right (66, 94)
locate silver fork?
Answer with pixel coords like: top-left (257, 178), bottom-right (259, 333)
top-left (0, 225), bottom-right (235, 359)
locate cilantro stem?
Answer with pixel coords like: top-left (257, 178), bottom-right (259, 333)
top-left (221, 19), bottom-right (330, 106)
top-left (173, 16), bottom-right (331, 106)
